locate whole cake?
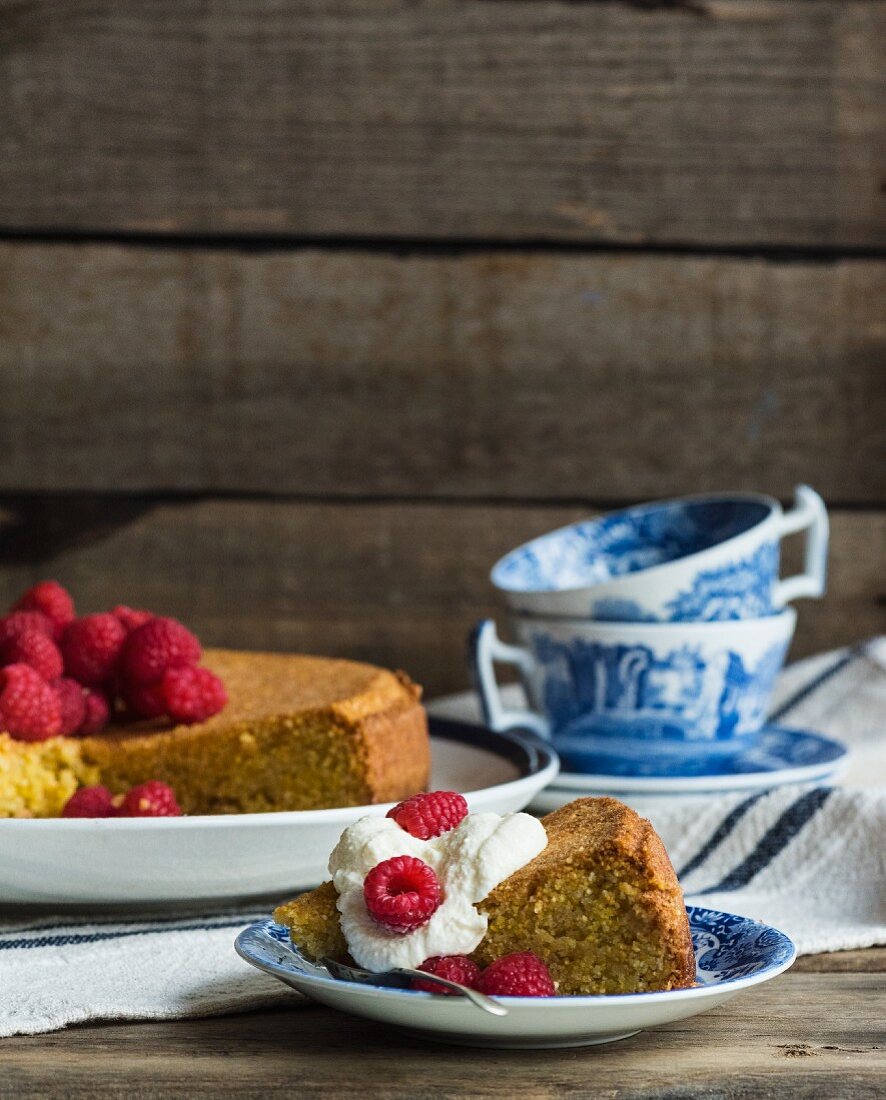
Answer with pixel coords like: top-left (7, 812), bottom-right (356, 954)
top-left (0, 649), bottom-right (429, 817)
top-left (274, 795), bottom-right (696, 996)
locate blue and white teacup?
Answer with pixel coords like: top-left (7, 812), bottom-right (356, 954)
top-left (471, 610), bottom-right (796, 775)
top-left (491, 486), bottom-right (827, 622)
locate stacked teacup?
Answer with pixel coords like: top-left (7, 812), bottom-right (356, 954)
top-left (472, 487), bottom-right (829, 782)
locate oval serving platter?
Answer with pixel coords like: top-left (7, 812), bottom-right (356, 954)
top-left (235, 907), bottom-right (796, 1049)
top-left (0, 718), bottom-right (558, 907)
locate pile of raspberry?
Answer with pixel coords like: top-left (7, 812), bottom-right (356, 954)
top-left (0, 580), bottom-right (227, 742)
top-left (362, 791), bottom-right (557, 998)
top-left (62, 780), bottom-right (182, 819)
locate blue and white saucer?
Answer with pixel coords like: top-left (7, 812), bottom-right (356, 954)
top-left (235, 909), bottom-right (795, 1049)
top-left (540, 725), bottom-right (849, 797)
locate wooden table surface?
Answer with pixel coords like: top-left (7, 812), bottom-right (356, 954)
top-left (2, 947), bottom-right (883, 1099)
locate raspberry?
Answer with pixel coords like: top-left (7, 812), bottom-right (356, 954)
top-left (118, 780), bottom-right (182, 817)
top-left (0, 629), bottom-right (63, 682)
top-left (363, 855), bottom-right (442, 933)
top-left (0, 610), bottom-right (55, 646)
top-left (54, 677), bottom-right (88, 736)
top-left (79, 689), bottom-right (110, 735)
top-left (61, 614), bottom-right (127, 687)
top-left (161, 665), bottom-right (227, 724)
top-left (412, 956), bottom-right (482, 995)
top-left (0, 663), bottom-right (62, 742)
top-left (61, 785), bottom-right (116, 818)
top-left (476, 953), bottom-right (556, 997)
top-left (386, 790), bottom-right (468, 840)
top-left (121, 617), bottom-right (201, 687)
top-left (123, 679), bottom-right (168, 719)
top-left (13, 581), bottom-right (75, 640)
top-left (112, 605), bottom-right (154, 634)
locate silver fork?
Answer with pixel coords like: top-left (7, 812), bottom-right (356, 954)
top-left (320, 956), bottom-right (508, 1017)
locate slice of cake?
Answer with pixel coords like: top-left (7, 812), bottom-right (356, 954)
top-left (274, 796), bottom-right (695, 995)
top-left (0, 649), bottom-right (429, 817)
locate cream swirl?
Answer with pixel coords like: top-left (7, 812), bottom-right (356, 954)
top-left (328, 811), bottom-right (547, 972)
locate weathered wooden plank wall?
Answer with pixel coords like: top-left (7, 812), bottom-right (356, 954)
top-left (0, 0), bottom-right (882, 694)
top-left (0, 1), bottom-right (883, 246)
top-left (0, 244), bottom-right (883, 499)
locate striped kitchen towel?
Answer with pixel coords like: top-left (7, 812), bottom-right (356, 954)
top-left (1, 640), bottom-right (884, 1038)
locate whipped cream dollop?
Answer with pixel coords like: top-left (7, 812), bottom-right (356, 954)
top-left (328, 810), bottom-right (547, 972)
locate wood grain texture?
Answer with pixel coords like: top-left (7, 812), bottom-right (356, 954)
top-left (792, 946), bottom-right (886, 972)
top-left (1, 243), bottom-right (884, 500)
top-left (0, 973), bottom-right (883, 1100)
top-left (0, 1), bottom-right (883, 245)
top-left (0, 498), bottom-right (880, 695)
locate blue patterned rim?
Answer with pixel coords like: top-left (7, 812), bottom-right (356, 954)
top-left (236, 907), bottom-right (795, 1002)
top-left (549, 724), bottom-right (848, 783)
top-left (492, 496), bottom-right (775, 594)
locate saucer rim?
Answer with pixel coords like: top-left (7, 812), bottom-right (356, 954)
top-left (544, 725), bottom-right (849, 793)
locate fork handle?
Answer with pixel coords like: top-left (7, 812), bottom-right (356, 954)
top-left (394, 968), bottom-right (508, 1017)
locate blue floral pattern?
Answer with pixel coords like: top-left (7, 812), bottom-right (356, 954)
top-left (662, 542), bottom-right (779, 621)
top-left (493, 498), bottom-right (771, 595)
top-left (690, 908), bottom-right (795, 984)
top-left (731, 725), bottom-right (846, 774)
top-left (533, 634), bottom-right (788, 745)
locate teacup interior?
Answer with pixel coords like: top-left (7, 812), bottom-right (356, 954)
top-left (494, 498), bottom-right (772, 593)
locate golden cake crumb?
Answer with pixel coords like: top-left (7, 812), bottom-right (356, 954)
top-left (0, 649), bottom-right (429, 816)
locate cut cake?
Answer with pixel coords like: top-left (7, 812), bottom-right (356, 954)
top-left (274, 797), bottom-right (696, 995)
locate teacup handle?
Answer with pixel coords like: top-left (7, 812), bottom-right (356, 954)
top-left (469, 620), bottom-right (551, 739)
top-left (773, 485), bottom-right (829, 606)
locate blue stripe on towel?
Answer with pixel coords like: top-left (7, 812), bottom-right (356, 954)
top-left (677, 790), bottom-right (769, 881)
top-left (770, 646), bottom-right (862, 721)
top-left (0, 917), bottom-right (260, 952)
top-left (697, 787), bottom-right (833, 894)
top-left (1, 910), bottom-right (267, 938)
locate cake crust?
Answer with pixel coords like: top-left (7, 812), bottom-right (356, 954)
top-left (274, 797), bottom-right (696, 995)
top-left (0, 649), bottom-right (429, 817)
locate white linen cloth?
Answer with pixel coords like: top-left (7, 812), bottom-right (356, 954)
top-left (1, 640), bottom-right (884, 1038)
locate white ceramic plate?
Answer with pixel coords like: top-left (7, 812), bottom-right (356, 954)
top-left (235, 907), bottom-right (796, 1049)
top-left (0, 720), bottom-right (558, 907)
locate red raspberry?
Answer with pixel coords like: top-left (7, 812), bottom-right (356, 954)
top-left (363, 855), bottom-right (443, 933)
top-left (79, 689), bottom-right (110, 735)
top-left (412, 955), bottom-right (482, 995)
top-left (0, 610), bottom-right (55, 646)
top-left (0, 663), bottom-right (62, 742)
top-left (54, 677), bottom-right (88, 736)
top-left (161, 665), bottom-right (227, 724)
top-left (123, 679), bottom-right (168, 719)
top-left (13, 581), bottom-right (75, 640)
top-left (61, 785), bottom-right (116, 818)
top-left (386, 790), bottom-right (468, 840)
top-left (476, 953), bottom-right (556, 997)
top-left (112, 605), bottom-right (154, 634)
top-left (121, 617), bottom-right (201, 687)
top-left (0, 629), bottom-right (63, 682)
top-left (118, 780), bottom-right (182, 817)
top-left (61, 614), bottom-right (127, 687)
